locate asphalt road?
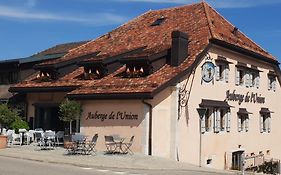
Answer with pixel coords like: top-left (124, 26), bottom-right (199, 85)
top-left (0, 156), bottom-right (232, 175)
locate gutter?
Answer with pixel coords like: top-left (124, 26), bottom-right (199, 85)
top-left (141, 99), bottom-right (152, 156)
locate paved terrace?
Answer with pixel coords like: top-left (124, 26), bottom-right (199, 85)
top-left (0, 145), bottom-right (236, 174)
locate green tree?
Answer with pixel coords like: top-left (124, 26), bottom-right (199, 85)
top-left (59, 100), bottom-right (82, 134)
top-left (0, 104), bottom-right (19, 130)
top-left (10, 118), bottom-right (29, 133)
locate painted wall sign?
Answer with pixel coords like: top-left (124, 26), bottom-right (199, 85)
top-left (86, 111), bottom-right (139, 122)
top-left (226, 90), bottom-right (265, 105)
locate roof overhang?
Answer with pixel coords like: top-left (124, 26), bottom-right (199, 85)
top-left (210, 38), bottom-right (279, 65)
top-left (67, 92), bottom-right (153, 100)
top-left (9, 86), bottom-right (79, 93)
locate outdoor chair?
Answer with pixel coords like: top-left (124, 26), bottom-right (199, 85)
top-left (6, 130), bottom-right (21, 146)
top-left (84, 134), bottom-right (98, 155)
top-left (44, 131), bottom-right (56, 149)
top-left (65, 134), bottom-right (87, 154)
top-left (121, 136), bottom-right (134, 155)
top-left (104, 135), bottom-right (117, 154)
top-left (55, 131), bottom-right (64, 146)
top-left (34, 132), bottom-right (44, 147)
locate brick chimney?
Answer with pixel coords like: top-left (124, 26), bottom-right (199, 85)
top-left (170, 31), bottom-right (189, 67)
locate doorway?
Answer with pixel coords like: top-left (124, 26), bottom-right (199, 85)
top-left (232, 151), bottom-right (244, 170)
top-left (34, 105), bottom-right (64, 131)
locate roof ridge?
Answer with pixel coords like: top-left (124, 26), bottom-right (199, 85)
top-left (149, 2), bottom-right (201, 13)
top-left (202, 1), bottom-right (214, 38)
top-left (206, 2), bottom-right (277, 60)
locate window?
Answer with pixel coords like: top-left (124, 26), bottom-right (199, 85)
top-left (235, 68), bottom-right (245, 86)
top-left (268, 75), bottom-right (276, 92)
top-left (201, 108), bottom-right (231, 133)
top-left (215, 63), bottom-right (229, 83)
top-left (238, 114), bottom-right (249, 132)
top-left (260, 113), bottom-right (271, 133)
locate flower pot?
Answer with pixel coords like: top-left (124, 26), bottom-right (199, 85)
top-left (0, 135), bottom-right (8, 149)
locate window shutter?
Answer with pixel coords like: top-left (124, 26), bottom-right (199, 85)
top-left (214, 109), bottom-right (220, 132)
top-left (225, 65), bottom-right (229, 83)
top-left (249, 73), bottom-right (253, 87)
top-left (216, 109), bottom-right (221, 132)
top-left (201, 114), bottom-right (206, 133)
top-left (235, 68), bottom-right (240, 85)
top-left (238, 115), bottom-right (242, 132)
top-left (245, 72), bottom-right (250, 87)
top-left (260, 115), bottom-right (264, 133)
top-left (216, 65), bottom-right (220, 81)
top-left (268, 77), bottom-right (271, 90)
top-left (256, 75), bottom-right (260, 89)
top-left (245, 117), bottom-right (249, 132)
top-left (273, 79), bottom-right (276, 92)
top-left (226, 111), bottom-right (231, 132)
top-left (267, 117), bottom-right (271, 133)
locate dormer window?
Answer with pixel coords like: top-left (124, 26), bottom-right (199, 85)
top-left (151, 16), bottom-right (166, 26)
top-left (123, 65), bottom-right (147, 78)
top-left (83, 67), bottom-right (104, 80)
top-left (35, 70), bottom-right (57, 82)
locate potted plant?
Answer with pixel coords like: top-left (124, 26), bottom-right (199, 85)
top-left (0, 104), bottom-right (19, 149)
top-left (59, 99), bottom-right (82, 146)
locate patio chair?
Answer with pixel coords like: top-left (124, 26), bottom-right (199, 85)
top-left (44, 131), bottom-right (56, 149)
top-left (34, 132), bottom-right (44, 147)
top-left (6, 130), bottom-right (21, 146)
top-left (84, 134), bottom-right (98, 155)
top-left (104, 135), bottom-right (117, 154)
top-left (55, 131), bottom-right (64, 146)
top-left (121, 136), bottom-right (134, 155)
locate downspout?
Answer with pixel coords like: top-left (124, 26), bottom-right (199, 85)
top-left (142, 99), bottom-right (152, 156)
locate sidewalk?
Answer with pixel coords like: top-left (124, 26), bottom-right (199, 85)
top-left (0, 145), bottom-right (234, 174)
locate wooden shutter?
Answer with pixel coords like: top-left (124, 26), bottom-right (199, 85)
top-left (267, 117), bottom-right (271, 133)
top-left (268, 77), bottom-right (271, 90)
top-left (273, 79), bottom-right (276, 92)
top-left (260, 114), bottom-right (264, 133)
top-left (255, 74), bottom-right (260, 89)
top-left (249, 73), bottom-right (253, 87)
top-left (201, 114), bottom-right (206, 133)
top-left (225, 65), bottom-right (229, 83)
top-left (226, 111), bottom-right (231, 132)
top-left (245, 117), bottom-right (249, 132)
top-left (235, 68), bottom-right (240, 85)
top-left (225, 152), bottom-right (233, 170)
top-left (238, 115), bottom-right (242, 132)
top-left (216, 65), bottom-right (220, 81)
top-left (214, 109), bottom-right (220, 133)
top-left (245, 72), bottom-right (250, 87)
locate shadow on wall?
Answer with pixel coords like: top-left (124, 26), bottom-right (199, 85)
top-left (82, 110), bottom-right (145, 127)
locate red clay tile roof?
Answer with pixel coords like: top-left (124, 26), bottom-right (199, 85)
top-left (10, 2), bottom-right (278, 97)
top-left (31, 41), bottom-right (89, 58)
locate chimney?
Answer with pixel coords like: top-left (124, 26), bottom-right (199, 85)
top-left (170, 30), bottom-right (189, 67)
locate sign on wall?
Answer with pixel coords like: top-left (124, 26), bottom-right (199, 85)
top-left (86, 111), bottom-right (139, 122)
top-left (226, 90), bottom-right (265, 105)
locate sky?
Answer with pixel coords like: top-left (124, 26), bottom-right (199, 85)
top-left (0, 0), bottom-right (281, 62)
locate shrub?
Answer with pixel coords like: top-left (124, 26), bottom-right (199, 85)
top-left (10, 118), bottom-right (29, 133)
top-left (0, 104), bottom-right (19, 129)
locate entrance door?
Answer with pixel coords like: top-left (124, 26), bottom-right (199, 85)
top-left (35, 106), bottom-right (64, 131)
top-left (232, 151), bottom-right (244, 170)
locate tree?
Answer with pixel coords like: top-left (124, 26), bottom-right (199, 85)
top-left (0, 104), bottom-right (19, 131)
top-left (59, 100), bottom-right (82, 135)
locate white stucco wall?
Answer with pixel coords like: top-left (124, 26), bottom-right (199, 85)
top-left (178, 45), bottom-right (281, 169)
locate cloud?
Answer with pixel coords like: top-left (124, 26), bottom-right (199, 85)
top-left (114, 0), bottom-right (281, 8)
top-left (0, 5), bottom-right (127, 25)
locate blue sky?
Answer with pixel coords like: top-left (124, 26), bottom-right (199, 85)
top-left (0, 0), bottom-right (281, 62)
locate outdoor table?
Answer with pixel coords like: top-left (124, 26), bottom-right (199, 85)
top-left (112, 136), bottom-right (126, 154)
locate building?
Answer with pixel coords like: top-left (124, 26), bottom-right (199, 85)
top-left (0, 41), bottom-right (88, 120)
top-left (10, 2), bottom-right (281, 170)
